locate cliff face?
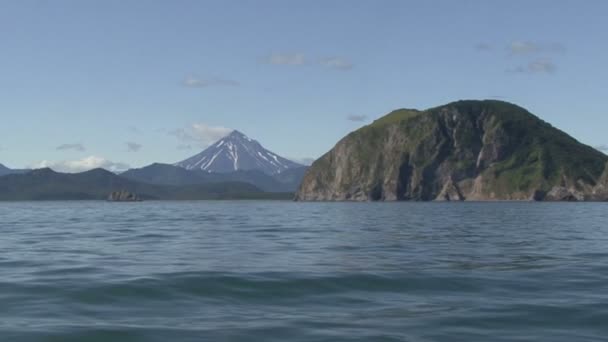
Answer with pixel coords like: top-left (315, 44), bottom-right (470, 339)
top-left (591, 162), bottom-right (608, 200)
top-left (296, 100), bottom-right (608, 201)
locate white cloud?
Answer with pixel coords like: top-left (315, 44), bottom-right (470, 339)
top-left (126, 142), bottom-right (142, 152)
top-left (56, 143), bottom-right (86, 152)
top-left (508, 58), bottom-right (557, 74)
top-left (347, 114), bottom-right (368, 122)
top-left (31, 156), bottom-right (130, 173)
top-left (508, 41), bottom-right (565, 55)
top-left (320, 57), bottom-right (354, 70)
top-left (182, 75), bottom-right (240, 88)
top-left (264, 53), bottom-right (307, 66)
top-left (294, 157), bottom-right (315, 166)
top-left (169, 123), bottom-right (232, 147)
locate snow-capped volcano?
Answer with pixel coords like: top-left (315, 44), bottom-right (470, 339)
top-left (174, 130), bottom-right (303, 174)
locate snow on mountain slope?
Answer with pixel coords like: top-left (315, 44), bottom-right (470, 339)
top-left (174, 130), bottom-right (303, 174)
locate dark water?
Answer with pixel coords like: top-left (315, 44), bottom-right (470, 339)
top-left (1, 201), bottom-right (607, 341)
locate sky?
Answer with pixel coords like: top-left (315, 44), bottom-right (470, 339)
top-left (1, 0), bottom-right (607, 172)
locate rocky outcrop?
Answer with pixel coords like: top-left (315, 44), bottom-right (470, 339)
top-left (107, 190), bottom-right (142, 202)
top-left (296, 100), bottom-right (608, 201)
top-left (543, 186), bottom-right (585, 201)
top-left (435, 178), bottom-right (464, 201)
top-left (590, 162), bottom-right (608, 201)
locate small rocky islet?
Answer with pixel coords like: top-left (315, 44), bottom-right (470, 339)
top-left (107, 190), bottom-right (142, 202)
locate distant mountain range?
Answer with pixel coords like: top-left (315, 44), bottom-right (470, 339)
top-left (121, 163), bottom-right (307, 192)
top-left (0, 164), bottom-right (11, 176)
top-left (0, 168), bottom-right (290, 201)
top-left (175, 130), bottom-right (303, 174)
top-left (121, 130), bottom-right (308, 192)
top-left (0, 131), bottom-right (307, 200)
top-left (0, 163), bottom-right (30, 177)
top-left (7, 101), bottom-right (606, 202)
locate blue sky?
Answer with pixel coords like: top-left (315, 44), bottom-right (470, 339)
top-left (1, 0), bottom-right (607, 171)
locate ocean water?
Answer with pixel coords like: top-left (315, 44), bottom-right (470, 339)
top-left (1, 201), bottom-right (607, 342)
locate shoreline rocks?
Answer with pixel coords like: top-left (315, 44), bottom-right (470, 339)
top-left (107, 190), bottom-right (142, 202)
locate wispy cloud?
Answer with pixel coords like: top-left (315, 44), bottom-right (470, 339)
top-left (477, 41), bottom-right (565, 74)
top-left (508, 41), bottom-right (565, 55)
top-left (475, 43), bottom-right (493, 52)
top-left (508, 58), bottom-right (557, 74)
top-left (126, 142), bottom-right (142, 152)
top-left (264, 53), bottom-right (307, 66)
top-left (56, 143), bottom-right (85, 152)
top-left (347, 114), bottom-right (368, 122)
top-left (31, 156), bottom-right (130, 173)
top-left (263, 53), bottom-right (355, 70)
top-left (169, 123), bottom-right (232, 147)
top-left (127, 126), bottom-right (140, 134)
top-left (320, 57), bottom-right (354, 70)
top-left (177, 144), bottom-right (193, 151)
top-left (182, 75), bottom-right (240, 88)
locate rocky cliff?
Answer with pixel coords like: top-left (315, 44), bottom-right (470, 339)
top-left (591, 162), bottom-right (608, 200)
top-left (296, 100), bottom-right (608, 201)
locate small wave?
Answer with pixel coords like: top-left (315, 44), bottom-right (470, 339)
top-left (1, 271), bottom-right (495, 306)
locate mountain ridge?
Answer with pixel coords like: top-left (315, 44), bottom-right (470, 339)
top-left (175, 130), bottom-right (303, 174)
top-left (0, 163), bottom-right (30, 177)
top-left (121, 163), bottom-right (306, 192)
top-left (0, 168), bottom-right (291, 200)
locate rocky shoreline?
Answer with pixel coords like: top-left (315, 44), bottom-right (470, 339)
top-left (107, 190), bottom-right (142, 202)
